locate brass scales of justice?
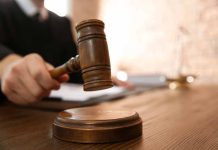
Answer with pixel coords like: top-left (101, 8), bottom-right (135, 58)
top-left (49, 19), bottom-right (143, 143)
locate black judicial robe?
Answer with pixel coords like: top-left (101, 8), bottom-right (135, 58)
top-left (0, 0), bottom-right (83, 100)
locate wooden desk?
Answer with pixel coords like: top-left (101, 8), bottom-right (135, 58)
top-left (1, 84), bottom-right (218, 150)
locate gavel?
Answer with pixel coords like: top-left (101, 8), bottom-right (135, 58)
top-left (52, 19), bottom-right (143, 143)
top-left (49, 19), bottom-right (113, 91)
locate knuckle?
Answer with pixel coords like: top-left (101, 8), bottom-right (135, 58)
top-left (10, 64), bottom-right (21, 74)
top-left (26, 55), bottom-right (48, 83)
top-left (28, 53), bottom-right (43, 61)
top-left (32, 69), bottom-right (43, 81)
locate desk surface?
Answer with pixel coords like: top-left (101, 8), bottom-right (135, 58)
top-left (1, 84), bottom-right (218, 150)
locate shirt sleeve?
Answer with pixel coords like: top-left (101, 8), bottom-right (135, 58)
top-left (0, 8), bottom-right (13, 60)
top-left (0, 44), bottom-right (13, 60)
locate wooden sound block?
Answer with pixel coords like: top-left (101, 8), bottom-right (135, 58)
top-left (53, 107), bottom-right (142, 143)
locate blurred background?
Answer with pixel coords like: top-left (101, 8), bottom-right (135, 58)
top-left (45, 0), bottom-right (218, 83)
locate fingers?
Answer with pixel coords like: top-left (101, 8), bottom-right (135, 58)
top-left (2, 80), bottom-right (29, 105)
top-left (1, 53), bottom-right (63, 105)
top-left (1, 71), bottom-right (36, 105)
top-left (6, 91), bottom-right (28, 105)
top-left (57, 74), bottom-right (69, 82)
top-left (26, 54), bottom-right (60, 90)
top-left (46, 62), bottom-right (69, 83)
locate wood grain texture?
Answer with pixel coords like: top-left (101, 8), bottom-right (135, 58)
top-left (1, 84), bottom-right (218, 149)
top-left (53, 108), bottom-right (142, 143)
top-left (76, 19), bottom-right (113, 91)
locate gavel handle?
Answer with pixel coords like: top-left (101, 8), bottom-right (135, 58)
top-left (49, 64), bottom-right (69, 79)
top-left (49, 55), bottom-right (80, 79)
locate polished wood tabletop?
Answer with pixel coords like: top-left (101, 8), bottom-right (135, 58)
top-left (1, 84), bottom-right (218, 150)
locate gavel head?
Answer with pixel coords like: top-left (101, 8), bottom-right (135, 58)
top-left (75, 19), bottom-right (113, 91)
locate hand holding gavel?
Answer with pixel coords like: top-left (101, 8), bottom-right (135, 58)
top-left (0, 19), bottom-right (113, 105)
